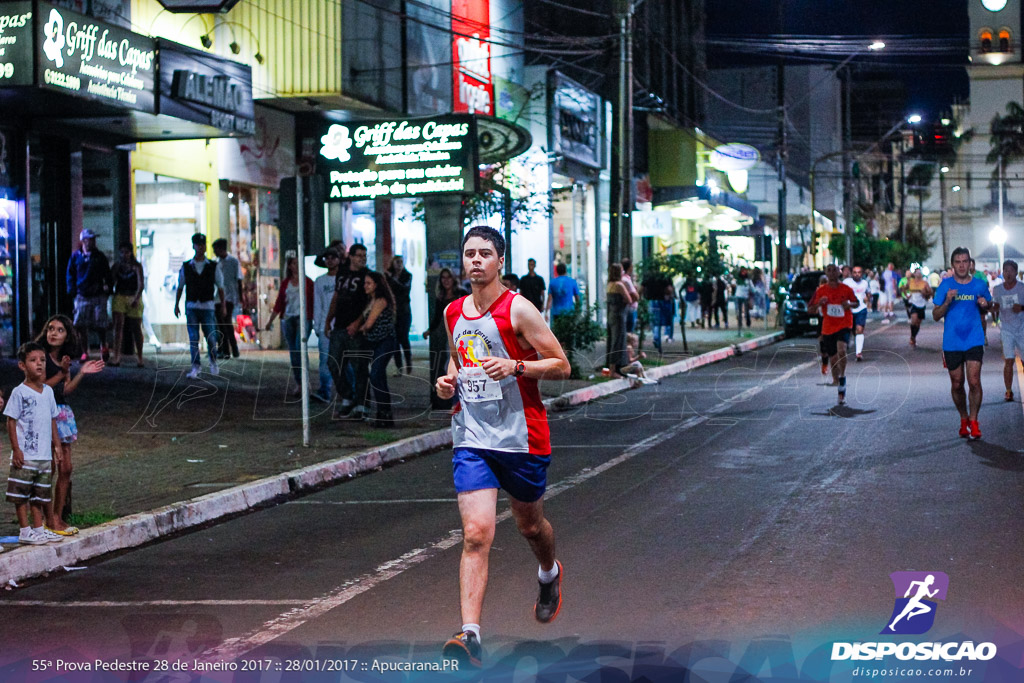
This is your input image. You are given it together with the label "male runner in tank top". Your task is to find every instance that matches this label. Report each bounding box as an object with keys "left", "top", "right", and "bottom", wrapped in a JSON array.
[
  {"left": 842, "top": 266, "right": 870, "bottom": 361},
  {"left": 435, "top": 226, "right": 571, "bottom": 668}
]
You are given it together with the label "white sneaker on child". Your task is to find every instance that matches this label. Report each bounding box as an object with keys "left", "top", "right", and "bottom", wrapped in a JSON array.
[
  {"left": 186, "top": 365, "right": 201, "bottom": 379},
  {"left": 18, "top": 528, "right": 49, "bottom": 545},
  {"left": 39, "top": 528, "right": 64, "bottom": 543}
]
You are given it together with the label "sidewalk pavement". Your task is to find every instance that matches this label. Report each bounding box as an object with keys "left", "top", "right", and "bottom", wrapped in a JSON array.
[{"left": 0, "top": 324, "right": 784, "bottom": 585}]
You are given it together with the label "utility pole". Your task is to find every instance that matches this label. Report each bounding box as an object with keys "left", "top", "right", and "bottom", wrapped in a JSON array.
[
  {"left": 611, "top": 0, "right": 634, "bottom": 266},
  {"left": 939, "top": 168, "right": 948, "bottom": 261},
  {"left": 776, "top": 0, "right": 788, "bottom": 277},
  {"left": 898, "top": 135, "right": 907, "bottom": 244},
  {"left": 843, "top": 65, "right": 854, "bottom": 267},
  {"left": 998, "top": 151, "right": 1004, "bottom": 232},
  {"left": 777, "top": 64, "right": 788, "bottom": 276}
]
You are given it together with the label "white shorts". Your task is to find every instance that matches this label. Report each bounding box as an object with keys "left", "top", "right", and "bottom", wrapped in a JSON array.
[{"left": 1001, "top": 328, "right": 1024, "bottom": 360}]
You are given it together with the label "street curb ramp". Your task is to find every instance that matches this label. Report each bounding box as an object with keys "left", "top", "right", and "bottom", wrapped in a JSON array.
[{"left": 0, "top": 331, "right": 783, "bottom": 586}]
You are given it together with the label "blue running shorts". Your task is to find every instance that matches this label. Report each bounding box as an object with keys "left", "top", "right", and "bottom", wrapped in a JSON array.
[
  {"left": 852, "top": 309, "right": 867, "bottom": 329},
  {"left": 452, "top": 447, "right": 551, "bottom": 503}
]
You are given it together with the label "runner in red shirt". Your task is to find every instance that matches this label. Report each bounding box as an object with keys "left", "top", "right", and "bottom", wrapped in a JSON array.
[{"left": 809, "top": 264, "right": 859, "bottom": 404}]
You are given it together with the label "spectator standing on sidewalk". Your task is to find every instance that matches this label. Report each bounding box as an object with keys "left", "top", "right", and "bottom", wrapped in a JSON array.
[
  {"left": 5, "top": 342, "right": 64, "bottom": 546},
  {"left": 174, "top": 233, "right": 223, "bottom": 379},
  {"left": 359, "top": 272, "right": 398, "bottom": 426},
  {"left": 109, "top": 243, "right": 145, "bottom": 367},
  {"left": 621, "top": 258, "right": 640, "bottom": 333},
  {"left": 699, "top": 274, "right": 714, "bottom": 328},
  {"left": 66, "top": 229, "right": 112, "bottom": 362},
  {"left": 681, "top": 276, "right": 701, "bottom": 328},
  {"left": 606, "top": 263, "right": 634, "bottom": 377},
  {"left": 424, "top": 268, "right": 466, "bottom": 410},
  {"left": 265, "top": 255, "right": 315, "bottom": 397},
  {"left": 733, "top": 268, "right": 752, "bottom": 331},
  {"left": 545, "top": 263, "right": 580, "bottom": 322},
  {"left": 518, "top": 259, "right": 544, "bottom": 311},
  {"left": 35, "top": 315, "right": 103, "bottom": 535},
  {"left": 326, "top": 244, "right": 371, "bottom": 418},
  {"left": 643, "top": 271, "right": 674, "bottom": 350},
  {"left": 713, "top": 274, "right": 730, "bottom": 328},
  {"left": 313, "top": 246, "right": 343, "bottom": 403},
  {"left": 386, "top": 256, "right": 414, "bottom": 376},
  {"left": 752, "top": 268, "right": 769, "bottom": 320},
  {"left": 212, "top": 239, "right": 242, "bottom": 360}
]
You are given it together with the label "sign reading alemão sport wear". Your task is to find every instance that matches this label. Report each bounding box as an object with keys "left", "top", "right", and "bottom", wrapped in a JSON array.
[
  {"left": 35, "top": 2, "right": 156, "bottom": 113},
  {"left": 319, "top": 115, "right": 479, "bottom": 201}
]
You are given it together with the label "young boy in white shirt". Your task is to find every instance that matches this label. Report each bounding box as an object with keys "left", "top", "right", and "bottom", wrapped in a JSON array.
[{"left": 4, "top": 341, "right": 64, "bottom": 546}]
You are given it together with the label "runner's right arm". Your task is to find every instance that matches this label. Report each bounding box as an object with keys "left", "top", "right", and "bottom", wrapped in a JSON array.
[
  {"left": 932, "top": 285, "right": 957, "bottom": 321},
  {"left": 436, "top": 301, "right": 460, "bottom": 400}
]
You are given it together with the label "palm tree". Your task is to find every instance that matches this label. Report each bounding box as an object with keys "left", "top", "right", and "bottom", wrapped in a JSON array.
[
  {"left": 987, "top": 101, "right": 1024, "bottom": 209},
  {"left": 906, "top": 162, "right": 935, "bottom": 237}
]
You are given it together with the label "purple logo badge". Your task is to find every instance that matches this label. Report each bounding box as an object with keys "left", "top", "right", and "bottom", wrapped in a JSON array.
[{"left": 881, "top": 572, "right": 949, "bottom": 635}]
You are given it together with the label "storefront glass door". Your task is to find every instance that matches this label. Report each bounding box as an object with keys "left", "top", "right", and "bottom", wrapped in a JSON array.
[{"left": 134, "top": 171, "right": 206, "bottom": 343}]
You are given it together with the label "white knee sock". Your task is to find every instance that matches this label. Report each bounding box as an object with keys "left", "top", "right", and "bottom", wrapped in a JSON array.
[{"left": 855, "top": 334, "right": 864, "bottom": 355}]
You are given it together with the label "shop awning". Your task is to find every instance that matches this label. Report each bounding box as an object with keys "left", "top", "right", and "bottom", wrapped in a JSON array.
[{"left": 652, "top": 184, "right": 759, "bottom": 221}]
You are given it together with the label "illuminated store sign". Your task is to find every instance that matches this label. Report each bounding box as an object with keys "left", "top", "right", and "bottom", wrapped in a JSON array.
[
  {"left": 452, "top": 0, "right": 493, "bottom": 115},
  {"left": 0, "top": 4, "right": 33, "bottom": 86},
  {"left": 709, "top": 143, "right": 760, "bottom": 172},
  {"left": 550, "top": 71, "right": 602, "bottom": 169},
  {"left": 35, "top": 2, "right": 156, "bottom": 112},
  {"left": 159, "top": 39, "right": 255, "bottom": 136},
  {"left": 319, "top": 115, "right": 478, "bottom": 200}
]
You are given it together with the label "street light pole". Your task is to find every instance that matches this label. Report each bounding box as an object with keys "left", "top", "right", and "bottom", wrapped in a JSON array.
[
  {"left": 843, "top": 65, "right": 854, "bottom": 268},
  {"left": 612, "top": 0, "right": 634, "bottom": 265}
]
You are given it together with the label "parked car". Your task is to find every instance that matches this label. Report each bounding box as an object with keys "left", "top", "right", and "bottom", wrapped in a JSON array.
[{"left": 783, "top": 270, "right": 825, "bottom": 337}]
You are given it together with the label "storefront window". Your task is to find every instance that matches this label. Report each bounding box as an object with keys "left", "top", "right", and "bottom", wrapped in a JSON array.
[
  {"left": 0, "top": 193, "right": 17, "bottom": 355},
  {"left": 134, "top": 171, "right": 206, "bottom": 342},
  {"left": 551, "top": 184, "right": 595, "bottom": 304},
  {"left": 225, "top": 185, "right": 280, "bottom": 341},
  {"left": 349, "top": 200, "right": 377, "bottom": 270},
  {"left": 394, "top": 199, "right": 428, "bottom": 336}
]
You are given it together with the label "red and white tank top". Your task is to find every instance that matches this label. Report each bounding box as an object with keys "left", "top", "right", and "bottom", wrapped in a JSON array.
[{"left": 445, "top": 290, "right": 550, "bottom": 455}]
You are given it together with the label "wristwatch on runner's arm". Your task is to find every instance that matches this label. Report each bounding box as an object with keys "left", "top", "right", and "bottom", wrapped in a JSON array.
[{"left": 514, "top": 360, "right": 526, "bottom": 377}]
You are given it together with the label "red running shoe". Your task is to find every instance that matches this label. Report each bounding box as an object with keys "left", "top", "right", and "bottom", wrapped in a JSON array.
[
  {"left": 959, "top": 418, "right": 969, "bottom": 438},
  {"left": 968, "top": 420, "right": 981, "bottom": 440}
]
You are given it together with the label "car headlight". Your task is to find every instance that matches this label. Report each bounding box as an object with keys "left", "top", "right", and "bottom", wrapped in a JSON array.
[{"left": 785, "top": 299, "right": 806, "bottom": 311}]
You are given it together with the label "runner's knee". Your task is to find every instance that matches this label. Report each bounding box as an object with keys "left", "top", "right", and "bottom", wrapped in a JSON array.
[
  {"left": 515, "top": 516, "right": 545, "bottom": 540},
  {"left": 462, "top": 520, "right": 495, "bottom": 551}
]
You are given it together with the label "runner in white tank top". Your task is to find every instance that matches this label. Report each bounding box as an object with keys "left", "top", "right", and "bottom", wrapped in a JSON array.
[{"left": 436, "top": 227, "right": 571, "bottom": 668}]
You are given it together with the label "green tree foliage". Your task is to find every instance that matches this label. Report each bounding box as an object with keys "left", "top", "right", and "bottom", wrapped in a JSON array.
[
  {"left": 828, "top": 221, "right": 935, "bottom": 270},
  {"left": 550, "top": 303, "right": 603, "bottom": 379}
]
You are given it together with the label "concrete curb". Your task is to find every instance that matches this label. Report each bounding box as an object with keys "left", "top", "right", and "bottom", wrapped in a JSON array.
[{"left": 0, "top": 330, "right": 785, "bottom": 586}]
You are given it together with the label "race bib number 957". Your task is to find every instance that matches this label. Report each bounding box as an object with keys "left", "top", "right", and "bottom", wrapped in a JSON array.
[{"left": 460, "top": 367, "right": 502, "bottom": 402}]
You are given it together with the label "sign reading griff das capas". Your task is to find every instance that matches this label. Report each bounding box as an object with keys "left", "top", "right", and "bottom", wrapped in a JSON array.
[{"left": 318, "top": 115, "right": 479, "bottom": 201}]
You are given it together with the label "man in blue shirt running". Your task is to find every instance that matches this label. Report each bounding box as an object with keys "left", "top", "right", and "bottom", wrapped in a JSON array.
[{"left": 933, "top": 247, "right": 991, "bottom": 440}]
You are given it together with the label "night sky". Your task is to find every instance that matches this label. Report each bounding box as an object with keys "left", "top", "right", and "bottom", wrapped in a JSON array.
[{"left": 706, "top": 0, "right": 970, "bottom": 116}]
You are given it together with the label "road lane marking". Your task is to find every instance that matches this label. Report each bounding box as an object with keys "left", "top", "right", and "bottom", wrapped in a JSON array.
[
  {"left": 0, "top": 600, "right": 309, "bottom": 607},
  {"left": 195, "top": 358, "right": 816, "bottom": 664},
  {"left": 286, "top": 499, "right": 458, "bottom": 505}
]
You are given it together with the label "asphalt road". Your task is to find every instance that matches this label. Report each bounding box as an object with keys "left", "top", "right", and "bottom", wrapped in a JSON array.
[{"left": 1, "top": 319, "right": 1022, "bottom": 682}]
